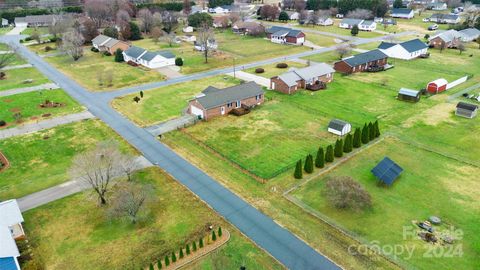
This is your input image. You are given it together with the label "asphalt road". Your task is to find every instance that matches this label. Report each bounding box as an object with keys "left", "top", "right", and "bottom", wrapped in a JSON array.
[{"left": 1, "top": 34, "right": 342, "bottom": 270}]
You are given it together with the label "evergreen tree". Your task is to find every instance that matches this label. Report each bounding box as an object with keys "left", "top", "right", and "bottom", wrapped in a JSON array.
[
  {"left": 361, "top": 124, "right": 369, "bottom": 144},
  {"left": 172, "top": 251, "right": 177, "bottom": 263},
  {"left": 374, "top": 120, "right": 380, "bottom": 138},
  {"left": 179, "top": 248, "right": 184, "bottom": 259},
  {"left": 199, "top": 237, "right": 204, "bottom": 248},
  {"left": 114, "top": 48, "right": 124, "bottom": 62},
  {"left": 315, "top": 147, "right": 325, "bottom": 168},
  {"left": 218, "top": 227, "right": 222, "bottom": 237},
  {"left": 334, "top": 139, "right": 343, "bottom": 158},
  {"left": 193, "top": 241, "right": 197, "bottom": 251},
  {"left": 294, "top": 159, "right": 303, "bottom": 179},
  {"left": 129, "top": 22, "right": 141, "bottom": 40},
  {"left": 175, "top": 57, "right": 183, "bottom": 66},
  {"left": 165, "top": 256, "right": 170, "bottom": 266},
  {"left": 279, "top": 11, "right": 289, "bottom": 21},
  {"left": 368, "top": 122, "right": 375, "bottom": 141},
  {"left": 157, "top": 259, "right": 162, "bottom": 269},
  {"left": 351, "top": 24, "right": 359, "bottom": 36},
  {"left": 186, "top": 244, "right": 191, "bottom": 255},
  {"left": 353, "top": 128, "right": 361, "bottom": 148},
  {"left": 149, "top": 263, "right": 154, "bottom": 270},
  {"left": 140, "top": 90, "right": 144, "bottom": 98},
  {"left": 212, "top": 230, "right": 217, "bottom": 241},
  {"left": 304, "top": 154, "right": 314, "bottom": 173},
  {"left": 344, "top": 133, "right": 353, "bottom": 153},
  {"left": 325, "top": 145, "right": 334, "bottom": 162}
]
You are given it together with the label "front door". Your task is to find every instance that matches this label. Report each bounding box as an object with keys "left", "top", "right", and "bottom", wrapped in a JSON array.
[
  {"left": 221, "top": 106, "right": 225, "bottom": 115},
  {"left": 236, "top": 101, "right": 241, "bottom": 108}
]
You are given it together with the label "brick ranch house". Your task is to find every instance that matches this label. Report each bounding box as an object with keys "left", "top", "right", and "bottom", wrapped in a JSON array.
[
  {"left": 92, "top": 34, "right": 130, "bottom": 55},
  {"left": 188, "top": 81, "right": 264, "bottom": 120},
  {"left": 266, "top": 26, "right": 305, "bottom": 45},
  {"left": 334, "top": 49, "right": 388, "bottom": 74},
  {"left": 270, "top": 63, "right": 335, "bottom": 94}
]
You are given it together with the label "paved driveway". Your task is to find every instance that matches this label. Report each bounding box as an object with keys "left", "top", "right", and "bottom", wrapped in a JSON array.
[
  {"left": 1, "top": 34, "right": 341, "bottom": 270},
  {"left": 226, "top": 71, "right": 271, "bottom": 88}
]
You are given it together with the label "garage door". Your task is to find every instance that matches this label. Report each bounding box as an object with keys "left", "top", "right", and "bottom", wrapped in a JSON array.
[{"left": 190, "top": 105, "right": 204, "bottom": 119}]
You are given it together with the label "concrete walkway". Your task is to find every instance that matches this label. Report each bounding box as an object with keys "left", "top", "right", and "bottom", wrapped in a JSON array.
[
  {"left": 17, "top": 156, "right": 153, "bottom": 211},
  {"left": 0, "top": 83, "right": 59, "bottom": 97},
  {"left": 0, "top": 50, "right": 14, "bottom": 54},
  {"left": 6, "top": 25, "right": 27, "bottom": 35},
  {"left": 2, "top": 63, "right": 33, "bottom": 70},
  {"left": 156, "top": 66, "right": 183, "bottom": 79},
  {"left": 304, "top": 40, "right": 323, "bottom": 49},
  {"left": 0, "top": 111, "right": 94, "bottom": 139},
  {"left": 2, "top": 34, "right": 342, "bottom": 270},
  {"left": 226, "top": 70, "right": 270, "bottom": 88},
  {"left": 145, "top": 114, "right": 196, "bottom": 136}
]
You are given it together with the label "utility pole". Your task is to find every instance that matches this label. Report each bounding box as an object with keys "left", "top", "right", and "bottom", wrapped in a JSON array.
[{"left": 233, "top": 57, "right": 236, "bottom": 79}]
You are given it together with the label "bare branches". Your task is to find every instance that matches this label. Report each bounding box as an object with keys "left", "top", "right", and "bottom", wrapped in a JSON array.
[
  {"left": 107, "top": 182, "right": 154, "bottom": 223},
  {"left": 197, "top": 23, "right": 215, "bottom": 63},
  {"left": 61, "top": 29, "right": 85, "bottom": 61}
]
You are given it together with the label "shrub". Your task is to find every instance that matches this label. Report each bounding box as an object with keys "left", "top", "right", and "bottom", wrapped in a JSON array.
[
  {"left": 175, "top": 57, "right": 183, "bottom": 66},
  {"left": 315, "top": 147, "right": 324, "bottom": 168},
  {"left": 294, "top": 159, "right": 303, "bottom": 179},
  {"left": 343, "top": 133, "right": 353, "bottom": 153},
  {"left": 334, "top": 139, "right": 343, "bottom": 158},
  {"left": 114, "top": 48, "right": 124, "bottom": 62},
  {"left": 218, "top": 227, "right": 222, "bottom": 237},
  {"left": 149, "top": 263, "right": 154, "bottom": 270},
  {"left": 179, "top": 248, "right": 184, "bottom": 259},
  {"left": 171, "top": 251, "right": 177, "bottom": 262},
  {"left": 361, "top": 124, "right": 369, "bottom": 144},
  {"left": 199, "top": 238, "right": 204, "bottom": 248},
  {"left": 304, "top": 154, "right": 314, "bottom": 173},
  {"left": 323, "top": 176, "right": 372, "bottom": 211},
  {"left": 0, "top": 72, "right": 5, "bottom": 79},
  {"left": 276, "top": 63, "right": 288, "bottom": 68},
  {"left": 325, "top": 145, "right": 334, "bottom": 162},
  {"left": 49, "top": 36, "right": 58, "bottom": 43},
  {"left": 44, "top": 46, "right": 53, "bottom": 52},
  {"left": 193, "top": 241, "right": 197, "bottom": 251},
  {"left": 186, "top": 244, "right": 191, "bottom": 255},
  {"left": 255, "top": 68, "right": 265, "bottom": 73},
  {"left": 165, "top": 255, "right": 170, "bottom": 266},
  {"left": 212, "top": 230, "right": 217, "bottom": 241},
  {"left": 374, "top": 120, "right": 380, "bottom": 138},
  {"left": 279, "top": 11, "right": 289, "bottom": 21},
  {"left": 368, "top": 122, "right": 375, "bottom": 141},
  {"left": 90, "top": 47, "right": 99, "bottom": 52},
  {"left": 103, "top": 26, "right": 119, "bottom": 39},
  {"left": 0, "top": 120, "right": 6, "bottom": 127},
  {"left": 353, "top": 128, "right": 361, "bottom": 148},
  {"left": 157, "top": 260, "right": 162, "bottom": 269},
  {"left": 140, "top": 91, "right": 144, "bottom": 98},
  {"left": 103, "top": 51, "right": 112, "bottom": 56},
  {"left": 133, "top": 96, "right": 141, "bottom": 103}
]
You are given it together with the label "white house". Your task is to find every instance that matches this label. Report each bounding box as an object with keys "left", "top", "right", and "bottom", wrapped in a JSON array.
[
  {"left": 317, "top": 17, "right": 333, "bottom": 26},
  {"left": 429, "top": 14, "right": 460, "bottom": 24},
  {"left": 390, "top": 8, "right": 414, "bottom": 19},
  {"left": 378, "top": 38, "right": 428, "bottom": 60},
  {"left": 1, "top": 18, "right": 8, "bottom": 27},
  {"left": 328, "top": 119, "right": 351, "bottom": 136},
  {"left": 194, "top": 40, "right": 218, "bottom": 51},
  {"left": 123, "top": 46, "right": 175, "bottom": 69},
  {"left": 0, "top": 200, "right": 25, "bottom": 270},
  {"left": 429, "top": 2, "right": 448, "bottom": 10},
  {"left": 359, "top": 20, "right": 376, "bottom": 31},
  {"left": 339, "top": 18, "right": 363, "bottom": 29},
  {"left": 182, "top": 26, "right": 194, "bottom": 33},
  {"left": 286, "top": 11, "right": 299, "bottom": 20},
  {"left": 459, "top": 28, "right": 480, "bottom": 42},
  {"left": 209, "top": 5, "right": 232, "bottom": 14}
]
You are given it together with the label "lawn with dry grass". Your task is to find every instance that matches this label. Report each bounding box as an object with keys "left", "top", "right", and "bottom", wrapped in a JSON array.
[
  {"left": 244, "top": 61, "right": 308, "bottom": 79},
  {"left": 22, "top": 167, "right": 284, "bottom": 270}
]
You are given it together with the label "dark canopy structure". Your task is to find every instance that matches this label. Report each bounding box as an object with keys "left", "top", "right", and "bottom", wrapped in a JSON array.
[{"left": 371, "top": 157, "right": 403, "bottom": 186}]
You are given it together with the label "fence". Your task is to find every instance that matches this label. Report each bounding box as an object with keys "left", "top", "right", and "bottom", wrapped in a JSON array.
[{"left": 446, "top": 75, "right": 469, "bottom": 90}]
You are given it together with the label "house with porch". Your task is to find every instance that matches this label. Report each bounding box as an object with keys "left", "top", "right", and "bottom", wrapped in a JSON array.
[
  {"left": 459, "top": 28, "right": 480, "bottom": 42},
  {"left": 188, "top": 82, "right": 264, "bottom": 120},
  {"left": 123, "top": 46, "right": 175, "bottom": 69},
  {"left": 0, "top": 200, "right": 25, "bottom": 270},
  {"left": 266, "top": 26, "right": 305, "bottom": 45},
  {"left": 359, "top": 20, "right": 377, "bottom": 31},
  {"left": 270, "top": 63, "right": 335, "bottom": 94},
  {"left": 378, "top": 38, "right": 428, "bottom": 60},
  {"left": 334, "top": 49, "right": 389, "bottom": 74},
  {"left": 339, "top": 18, "right": 363, "bottom": 29},
  {"left": 428, "top": 29, "right": 463, "bottom": 48}
]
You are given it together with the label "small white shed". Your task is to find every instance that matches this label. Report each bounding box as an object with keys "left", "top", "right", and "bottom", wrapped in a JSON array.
[{"left": 328, "top": 119, "right": 352, "bottom": 136}]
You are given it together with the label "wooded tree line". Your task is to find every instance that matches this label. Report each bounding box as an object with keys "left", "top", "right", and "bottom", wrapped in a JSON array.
[{"left": 284, "top": 0, "right": 390, "bottom": 18}]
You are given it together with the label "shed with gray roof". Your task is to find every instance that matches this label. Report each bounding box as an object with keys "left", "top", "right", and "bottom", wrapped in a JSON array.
[
  {"left": 398, "top": 88, "right": 421, "bottom": 102},
  {"left": 328, "top": 119, "right": 352, "bottom": 136}
]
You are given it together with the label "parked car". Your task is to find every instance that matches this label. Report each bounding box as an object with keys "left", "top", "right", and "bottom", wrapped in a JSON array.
[
  {"left": 428, "top": 24, "right": 438, "bottom": 30},
  {"left": 422, "top": 18, "right": 430, "bottom": 22}
]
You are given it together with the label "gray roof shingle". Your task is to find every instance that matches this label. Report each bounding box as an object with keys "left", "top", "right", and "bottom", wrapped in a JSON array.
[
  {"left": 400, "top": 39, "right": 428, "bottom": 53},
  {"left": 328, "top": 119, "right": 349, "bottom": 131},
  {"left": 340, "top": 18, "right": 363, "bottom": 26},
  {"left": 92, "top": 34, "right": 111, "bottom": 45},
  {"left": 391, "top": 8, "right": 413, "bottom": 14},
  {"left": 342, "top": 49, "right": 388, "bottom": 67},
  {"left": 124, "top": 46, "right": 147, "bottom": 59},
  {"left": 196, "top": 82, "right": 264, "bottom": 109}
]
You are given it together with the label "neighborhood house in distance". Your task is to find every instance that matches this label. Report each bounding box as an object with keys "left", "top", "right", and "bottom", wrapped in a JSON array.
[
  {"left": 266, "top": 26, "right": 305, "bottom": 45},
  {"left": 270, "top": 63, "right": 335, "bottom": 94},
  {"left": 0, "top": 200, "right": 25, "bottom": 270}
]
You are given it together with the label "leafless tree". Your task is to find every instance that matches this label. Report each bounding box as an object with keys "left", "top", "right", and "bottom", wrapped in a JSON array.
[
  {"left": 162, "top": 32, "right": 177, "bottom": 47},
  {"left": 322, "top": 176, "right": 372, "bottom": 211},
  {"left": 198, "top": 23, "right": 215, "bottom": 63},
  {"left": 116, "top": 9, "right": 131, "bottom": 29},
  {"left": 151, "top": 26, "right": 162, "bottom": 44},
  {"left": 0, "top": 45, "right": 17, "bottom": 79},
  {"left": 48, "top": 16, "right": 73, "bottom": 38},
  {"left": 260, "top": 5, "right": 279, "bottom": 21},
  {"left": 152, "top": 12, "right": 163, "bottom": 27},
  {"left": 298, "top": 10, "right": 308, "bottom": 23},
  {"left": 183, "top": 0, "right": 192, "bottom": 15},
  {"left": 318, "top": 9, "right": 331, "bottom": 18},
  {"left": 61, "top": 29, "right": 84, "bottom": 61},
  {"left": 107, "top": 182, "right": 154, "bottom": 223},
  {"left": 248, "top": 23, "right": 266, "bottom": 36},
  {"left": 347, "top": 8, "right": 373, "bottom": 20},
  {"left": 294, "top": 0, "right": 306, "bottom": 12},
  {"left": 307, "top": 11, "right": 319, "bottom": 26},
  {"left": 138, "top": 8, "right": 154, "bottom": 33},
  {"left": 447, "top": 0, "right": 462, "bottom": 8},
  {"left": 335, "top": 43, "right": 352, "bottom": 59},
  {"left": 457, "top": 41, "right": 466, "bottom": 54},
  {"left": 80, "top": 18, "right": 99, "bottom": 43},
  {"left": 329, "top": 7, "right": 339, "bottom": 16},
  {"left": 229, "top": 12, "right": 241, "bottom": 24},
  {"left": 30, "top": 31, "right": 41, "bottom": 44},
  {"left": 85, "top": 0, "right": 111, "bottom": 28},
  {"left": 384, "top": 34, "right": 398, "bottom": 43},
  {"left": 463, "top": 2, "right": 480, "bottom": 27},
  {"left": 283, "top": 0, "right": 294, "bottom": 10},
  {"left": 161, "top": 11, "right": 179, "bottom": 34}
]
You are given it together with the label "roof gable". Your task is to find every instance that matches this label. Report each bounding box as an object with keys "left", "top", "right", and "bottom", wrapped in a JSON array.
[
  {"left": 92, "top": 34, "right": 112, "bottom": 45},
  {"left": 124, "top": 46, "right": 147, "bottom": 59},
  {"left": 196, "top": 82, "right": 264, "bottom": 109},
  {"left": 391, "top": 8, "right": 413, "bottom": 14},
  {"left": 0, "top": 200, "right": 23, "bottom": 227},
  {"left": 378, "top": 42, "right": 396, "bottom": 50},
  {"left": 340, "top": 18, "right": 363, "bottom": 25},
  {"left": 342, "top": 49, "right": 388, "bottom": 67},
  {"left": 328, "top": 119, "right": 349, "bottom": 131},
  {"left": 399, "top": 39, "right": 428, "bottom": 52},
  {"left": 457, "top": 102, "right": 478, "bottom": 111}
]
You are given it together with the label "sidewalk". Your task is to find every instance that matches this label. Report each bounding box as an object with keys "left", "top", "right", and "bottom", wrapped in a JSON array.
[
  {"left": 0, "top": 111, "right": 94, "bottom": 139},
  {"left": 17, "top": 156, "right": 153, "bottom": 211},
  {"left": 2, "top": 64, "right": 33, "bottom": 70},
  {"left": 145, "top": 114, "right": 196, "bottom": 136},
  {"left": 0, "top": 83, "right": 59, "bottom": 97}
]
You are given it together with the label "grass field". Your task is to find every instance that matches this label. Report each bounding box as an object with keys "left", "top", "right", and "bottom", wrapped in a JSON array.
[
  {"left": 0, "top": 26, "right": 13, "bottom": 35},
  {"left": 307, "top": 33, "right": 340, "bottom": 47},
  {"left": 0, "top": 67, "right": 50, "bottom": 91},
  {"left": 111, "top": 76, "right": 241, "bottom": 126},
  {"left": 270, "top": 21, "right": 384, "bottom": 38},
  {"left": 291, "top": 137, "right": 480, "bottom": 270},
  {"left": 0, "top": 119, "right": 134, "bottom": 200},
  {"left": 22, "top": 167, "right": 283, "bottom": 270},
  {"left": 21, "top": 27, "right": 50, "bottom": 36},
  {"left": 0, "top": 89, "right": 83, "bottom": 127},
  {"left": 244, "top": 61, "right": 307, "bottom": 78},
  {"left": 45, "top": 49, "right": 165, "bottom": 91}
]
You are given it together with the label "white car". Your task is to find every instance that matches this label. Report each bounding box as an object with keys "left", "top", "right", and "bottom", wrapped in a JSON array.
[
  {"left": 428, "top": 24, "right": 438, "bottom": 31},
  {"left": 422, "top": 18, "right": 430, "bottom": 22}
]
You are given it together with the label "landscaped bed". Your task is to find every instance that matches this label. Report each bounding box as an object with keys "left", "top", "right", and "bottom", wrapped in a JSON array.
[
  {"left": 0, "top": 119, "right": 135, "bottom": 200},
  {"left": 0, "top": 89, "right": 84, "bottom": 128},
  {"left": 290, "top": 137, "right": 479, "bottom": 270},
  {"left": 22, "top": 167, "right": 283, "bottom": 270}
]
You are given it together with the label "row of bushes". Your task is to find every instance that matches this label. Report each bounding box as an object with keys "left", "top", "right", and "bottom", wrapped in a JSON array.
[
  {"left": 148, "top": 227, "right": 223, "bottom": 270},
  {"left": 294, "top": 121, "right": 380, "bottom": 179},
  {"left": 1, "top": 6, "right": 82, "bottom": 23},
  {"left": 137, "top": 2, "right": 195, "bottom": 12}
]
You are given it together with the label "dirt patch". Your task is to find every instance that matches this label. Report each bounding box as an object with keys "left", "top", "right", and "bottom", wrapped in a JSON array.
[
  {"left": 39, "top": 101, "right": 65, "bottom": 108},
  {"left": 440, "top": 164, "right": 480, "bottom": 208},
  {"left": 402, "top": 103, "right": 456, "bottom": 128},
  {"left": 0, "top": 151, "right": 10, "bottom": 173},
  {"left": 3, "top": 99, "right": 14, "bottom": 103},
  {"left": 42, "top": 113, "right": 52, "bottom": 118},
  {"left": 9, "top": 107, "right": 21, "bottom": 113}
]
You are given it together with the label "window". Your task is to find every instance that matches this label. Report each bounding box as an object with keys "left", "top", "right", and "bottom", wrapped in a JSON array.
[
  {"left": 256, "top": 94, "right": 262, "bottom": 100},
  {"left": 236, "top": 100, "right": 241, "bottom": 108},
  {"left": 227, "top": 102, "right": 232, "bottom": 108}
]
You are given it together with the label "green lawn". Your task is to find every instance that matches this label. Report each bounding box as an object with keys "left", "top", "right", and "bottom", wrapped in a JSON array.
[
  {"left": 0, "top": 26, "right": 13, "bottom": 35},
  {"left": 272, "top": 21, "right": 384, "bottom": 38},
  {"left": 22, "top": 167, "right": 283, "bottom": 270},
  {"left": 21, "top": 26, "right": 50, "bottom": 36},
  {"left": 45, "top": 49, "right": 165, "bottom": 91},
  {"left": 244, "top": 61, "right": 307, "bottom": 78},
  {"left": 291, "top": 137, "right": 479, "bottom": 270},
  {"left": 0, "top": 67, "right": 50, "bottom": 91},
  {"left": 111, "top": 76, "right": 241, "bottom": 126},
  {"left": 0, "top": 119, "right": 135, "bottom": 200},
  {"left": 307, "top": 33, "right": 340, "bottom": 47},
  {"left": 0, "top": 89, "right": 83, "bottom": 127}
]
